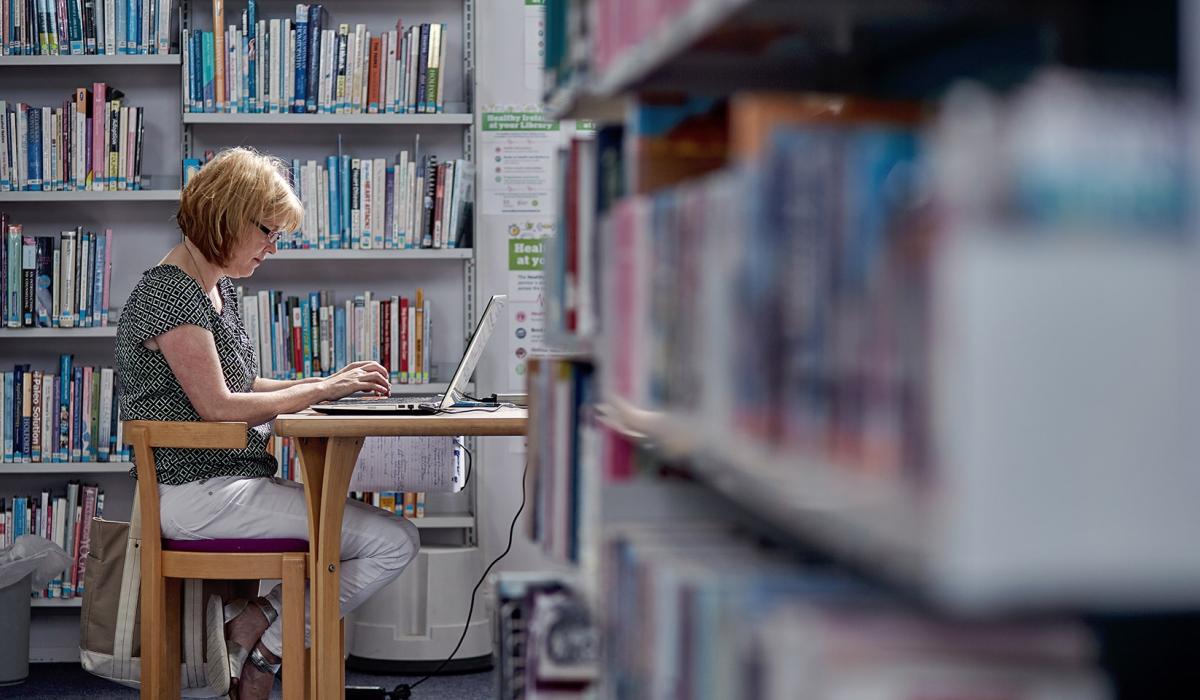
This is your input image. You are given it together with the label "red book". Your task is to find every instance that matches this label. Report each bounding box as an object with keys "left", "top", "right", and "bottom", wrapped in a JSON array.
[
  {"left": 71, "top": 504, "right": 83, "bottom": 595},
  {"left": 367, "top": 36, "right": 382, "bottom": 113}
]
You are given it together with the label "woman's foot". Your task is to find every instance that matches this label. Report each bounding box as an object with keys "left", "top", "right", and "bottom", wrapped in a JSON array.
[
  {"left": 236, "top": 642, "right": 280, "bottom": 700},
  {"left": 225, "top": 597, "right": 271, "bottom": 666}
]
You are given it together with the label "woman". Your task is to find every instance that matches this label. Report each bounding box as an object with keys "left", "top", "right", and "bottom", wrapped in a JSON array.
[{"left": 115, "top": 147, "right": 420, "bottom": 699}]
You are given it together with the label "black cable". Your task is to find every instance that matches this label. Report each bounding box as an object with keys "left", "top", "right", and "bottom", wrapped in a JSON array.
[
  {"left": 392, "top": 457, "right": 528, "bottom": 698},
  {"left": 433, "top": 406, "right": 504, "bottom": 415},
  {"left": 457, "top": 440, "right": 474, "bottom": 488}
]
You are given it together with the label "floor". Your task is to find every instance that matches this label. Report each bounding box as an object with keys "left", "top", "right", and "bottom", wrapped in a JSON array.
[{"left": 2, "top": 662, "right": 494, "bottom": 699}]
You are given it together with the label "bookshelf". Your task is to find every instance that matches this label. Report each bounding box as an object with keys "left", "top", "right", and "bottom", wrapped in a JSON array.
[
  {"left": 526, "top": 0, "right": 1197, "bottom": 695},
  {"left": 0, "top": 0, "right": 482, "bottom": 664}
]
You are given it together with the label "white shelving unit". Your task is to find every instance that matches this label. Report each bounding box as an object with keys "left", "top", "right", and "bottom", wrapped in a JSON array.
[
  {"left": 0, "top": 327, "right": 118, "bottom": 338},
  {"left": 270, "top": 248, "right": 473, "bottom": 260},
  {"left": 183, "top": 112, "right": 472, "bottom": 125},
  {"left": 0, "top": 55, "right": 181, "bottom": 66},
  {"left": 0, "top": 190, "right": 180, "bottom": 202},
  {"left": 0, "top": 463, "right": 134, "bottom": 474}
]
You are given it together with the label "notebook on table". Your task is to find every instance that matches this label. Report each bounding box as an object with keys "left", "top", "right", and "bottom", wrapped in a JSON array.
[{"left": 310, "top": 294, "right": 506, "bottom": 415}]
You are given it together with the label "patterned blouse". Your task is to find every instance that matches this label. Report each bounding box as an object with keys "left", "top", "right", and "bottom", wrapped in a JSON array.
[{"left": 115, "top": 264, "right": 276, "bottom": 485}]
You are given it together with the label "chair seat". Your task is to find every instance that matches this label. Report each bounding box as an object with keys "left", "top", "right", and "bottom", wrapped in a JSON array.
[{"left": 162, "top": 538, "right": 309, "bottom": 553}]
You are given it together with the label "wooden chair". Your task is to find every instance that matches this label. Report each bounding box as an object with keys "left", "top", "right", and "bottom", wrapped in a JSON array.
[{"left": 127, "top": 420, "right": 309, "bottom": 699}]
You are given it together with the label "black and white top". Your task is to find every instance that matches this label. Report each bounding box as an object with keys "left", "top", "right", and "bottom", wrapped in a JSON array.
[{"left": 115, "top": 264, "right": 276, "bottom": 485}]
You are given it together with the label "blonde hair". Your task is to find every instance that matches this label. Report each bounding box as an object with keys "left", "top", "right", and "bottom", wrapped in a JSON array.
[{"left": 176, "top": 147, "right": 303, "bottom": 266}]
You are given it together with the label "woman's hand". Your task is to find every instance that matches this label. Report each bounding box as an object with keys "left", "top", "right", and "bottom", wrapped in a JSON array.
[{"left": 319, "top": 361, "right": 391, "bottom": 400}]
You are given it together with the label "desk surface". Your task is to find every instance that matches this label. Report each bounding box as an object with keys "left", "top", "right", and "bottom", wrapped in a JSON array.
[{"left": 274, "top": 405, "right": 528, "bottom": 437}]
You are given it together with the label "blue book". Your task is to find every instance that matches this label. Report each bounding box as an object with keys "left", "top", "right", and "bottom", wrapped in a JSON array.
[
  {"left": 191, "top": 31, "right": 204, "bottom": 111},
  {"left": 66, "top": 0, "right": 82, "bottom": 54},
  {"left": 92, "top": 231, "right": 105, "bottom": 326},
  {"left": 71, "top": 366, "right": 83, "bottom": 461},
  {"left": 241, "top": 30, "right": 250, "bottom": 111},
  {"left": 26, "top": 107, "right": 43, "bottom": 191},
  {"left": 77, "top": 233, "right": 89, "bottom": 326},
  {"left": 203, "top": 31, "right": 215, "bottom": 112},
  {"left": 12, "top": 365, "right": 23, "bottom": 461},
  {"left": 115, "top": 0, "right": 125, "bottom": 54},
  {"left": 293, "top": 6, "right": 308, "bottom": 112},
  {"left": 300, "top": 297, "right": 312, "bottom": 377},
  {"left": 384, "top": 166, "right": 395, "bottom": 248},
  {"left": 340, "top": 154, "right": 351, "bottom": 242},
  {"left": 3, "top": 372, "right": 12, "bottom": 462},
  {"left": 417, "top": 25, "right": 429, "bottom": 113},
  {"left": 308, "top": 291, "right": 321, "bottom": 371},
  {"left": 291, "top": 159, "right": 302, "bottom": 248},
  {"left": 248, "top": 0, "right": 257, "bottom": 110},
  {"left": 58, "top": 354, "right": 71, "bottom": 461},
  {"left": 13, "top": 497, "right": 26, "bottom": 538},
  {"left": 334, "top": 305, "right": 346, "bottom": 370},
  {"left": 183, "top": 158, "right": 203, "bottom": 186},
  {"left": 327, "top": 156, "right": 340, "bottom": 248},
  {"left": 306, "top": 5, "right": 323, "bottom": 113}
]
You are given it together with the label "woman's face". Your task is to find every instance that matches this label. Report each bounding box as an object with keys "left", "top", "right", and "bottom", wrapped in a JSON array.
[{"left": 224, "top": 219, "right": 281, "bottom": 278}]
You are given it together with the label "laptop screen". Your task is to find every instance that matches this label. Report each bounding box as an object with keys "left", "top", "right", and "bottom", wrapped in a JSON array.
[{"left": 440, "top": 294, "right": 506, "bottom": 408}]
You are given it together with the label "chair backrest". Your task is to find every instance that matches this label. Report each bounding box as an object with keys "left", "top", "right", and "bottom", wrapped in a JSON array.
[{"left": 124, "top": 421, "right": 248, "bottom": 553}]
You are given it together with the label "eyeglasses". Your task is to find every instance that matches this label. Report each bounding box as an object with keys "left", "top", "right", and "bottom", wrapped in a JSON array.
[{"left": 254, "top": 221, "right": 284, "bottom": 245}]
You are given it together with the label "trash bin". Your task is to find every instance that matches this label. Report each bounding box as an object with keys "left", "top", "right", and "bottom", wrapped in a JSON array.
[
  {"left": 0, "top": 535, "right": 71, "bottom": 687},
  {"left": 0, "top": 571, "right": 32, "bottom": 686}
]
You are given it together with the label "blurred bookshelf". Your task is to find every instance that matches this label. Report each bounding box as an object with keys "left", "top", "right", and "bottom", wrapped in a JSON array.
[
  {"left": 182, "top": 113, "right": 473, "bottom": 126},
  {"left": 269, "top": 249, "right": 473, "bottom": 261},
  {"left": 524, "top": 0, "right": 1193, "bottom": 696},
  {"left": 0, "top": 55, "right": 180, "bottom": 66}
]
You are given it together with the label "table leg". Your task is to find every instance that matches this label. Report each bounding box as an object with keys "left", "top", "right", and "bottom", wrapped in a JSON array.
[
  {"left": 295, "top": 437, "right": 328, "bottom": 697},
  {"left": 315, "top": 436, "right": 365, "bottom": 700}
]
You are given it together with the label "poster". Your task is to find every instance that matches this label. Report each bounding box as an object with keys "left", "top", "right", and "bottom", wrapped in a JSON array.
[
  {"left": 524, "top": 0, "right": 547, "bottom": 90},
  {"left": 480, "top": 110, "right": 560, "bottom": 216},
  {"left": 505, "top": 221, "right": 555, "bottom": 389}
]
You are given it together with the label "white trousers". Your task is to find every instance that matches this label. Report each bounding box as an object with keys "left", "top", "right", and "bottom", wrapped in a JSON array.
[{"left": 158, "top": 476, "right": 420, "bottom": 657}]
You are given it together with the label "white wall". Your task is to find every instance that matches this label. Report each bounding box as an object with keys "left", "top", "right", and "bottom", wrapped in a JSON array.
[{"left": 473, "top": 0, "right": 571, "bottom": 587}]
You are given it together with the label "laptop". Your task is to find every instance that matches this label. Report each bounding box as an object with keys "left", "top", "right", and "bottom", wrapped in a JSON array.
[{"left": 310, "top": 294, "right": 507, "bottom": 415}]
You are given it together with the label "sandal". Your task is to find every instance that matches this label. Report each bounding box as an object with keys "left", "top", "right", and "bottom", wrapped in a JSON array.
[{"left": 221, "top": 596, "right": 278, "bottom": 697}]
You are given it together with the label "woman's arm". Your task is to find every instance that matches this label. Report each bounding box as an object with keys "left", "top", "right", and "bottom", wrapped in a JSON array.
[
  {"left": 156, "top": 325, "right": 389, "bottom": 426},
  {"left": 252, "top": 361, "right": 391, "bottom": 392},
  {"left": 252, "top": 376, "right": 323, "bottom": 392}
]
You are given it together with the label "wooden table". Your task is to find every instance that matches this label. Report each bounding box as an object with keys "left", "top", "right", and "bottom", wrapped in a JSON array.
[{"left": 273, "top": 407, "right": 527, "bottom": 698}]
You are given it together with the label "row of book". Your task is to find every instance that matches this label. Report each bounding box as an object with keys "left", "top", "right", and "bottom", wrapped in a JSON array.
[
  {"left": 604, "top": 524, "right": 1108, "bottom": 700},
  {"left": 526, "top": 357, "right": 595, "bottom": 563},
  {"left": 1, "top": 0, "right": 174, "bottom": 56},
  {"left": 0, "top": 86, "right": 148, "bottom": 192},
  {"left": 187, "top": 0, "right": 452, "bottom": 115},
  {"left": 233, "top": 287, "right": 436, "bottom": 384},
  {"left": 0, "top": 484, "right": 106, "bottom": 600},
  {"left": 2, "top": 358, "right": 125, "bottom": 463},
  {"left": 184, "top": 148, "right": 473, "bottom": 250},
  {"left": 595, "top": 98, "right": 930, "bottom": 477},
  {"left": 348, "top": 490, "right": 428, "bottom": 519},
  {"left": 2, "top": 221, "right": 114, "bottom": 329}
]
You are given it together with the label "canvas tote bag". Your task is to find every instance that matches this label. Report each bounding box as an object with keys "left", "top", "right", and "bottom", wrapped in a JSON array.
[{"left": 79, "top": 484, "right": 254, "bottom": 696}]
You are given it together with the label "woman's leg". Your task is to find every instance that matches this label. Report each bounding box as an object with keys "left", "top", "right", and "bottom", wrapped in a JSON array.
[{"left": 159, "top": 476, "right": 421, "bottom": 655}]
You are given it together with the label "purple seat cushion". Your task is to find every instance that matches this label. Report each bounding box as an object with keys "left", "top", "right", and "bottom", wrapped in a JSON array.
[{"left": 162, "top": 538, "right": 309, "bottom": 553}]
